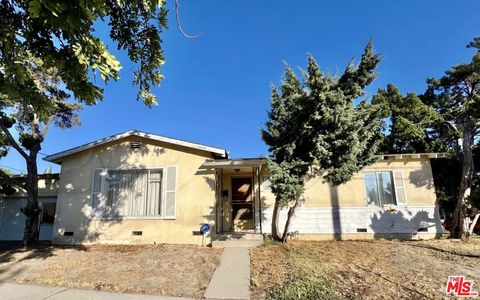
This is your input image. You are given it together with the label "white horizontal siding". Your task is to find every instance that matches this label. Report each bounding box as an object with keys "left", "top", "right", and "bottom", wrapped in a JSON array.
[{"left": 261, "top": 205, "right": 442, "bottom": 235}]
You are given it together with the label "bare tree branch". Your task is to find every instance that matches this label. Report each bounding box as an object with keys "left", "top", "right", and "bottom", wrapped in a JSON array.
[
  {"left": 441, "top": 120, "right": 460, "bottom": 136},
  {"left": 0, "top": 122, "right": 29, "bottom": 160},
  {"left": 40, "top": 114, "right": 56, "bottom": 139},
  {"left": 175, "top": 0, "right": 203, "bottom": 39}
]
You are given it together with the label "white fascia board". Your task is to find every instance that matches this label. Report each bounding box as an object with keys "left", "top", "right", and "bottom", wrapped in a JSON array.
[
  {"left": 43, "top": 130, "right": 227, "bottom": 163},
  {"left": 202, "top": 159, "right": 265, "bottom": 169},
  {"left": 377, "top": 153, "right": 446, "bottom": 160}
]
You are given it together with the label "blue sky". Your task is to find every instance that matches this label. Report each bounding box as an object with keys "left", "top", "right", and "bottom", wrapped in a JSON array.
[{"left": 2, "top": 0, "right": 480, "bottom": 173}]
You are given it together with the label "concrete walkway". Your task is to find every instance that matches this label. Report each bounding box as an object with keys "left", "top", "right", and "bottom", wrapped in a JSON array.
[
  {"left": 204, "top": 248, "right": 250, "bottom": 300},
  {"left": 0, "top": 283, "right": 194, "bottom": 300}
]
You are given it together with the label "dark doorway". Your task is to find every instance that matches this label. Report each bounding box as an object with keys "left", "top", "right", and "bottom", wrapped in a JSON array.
[{"left": 231, "top": 177, "right": 254, "bottom": 230}]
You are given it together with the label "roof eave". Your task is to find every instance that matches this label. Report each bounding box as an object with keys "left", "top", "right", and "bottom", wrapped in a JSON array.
[
  {"left": 43, "top": 130, "right": 227, "bottom": 163},
  {"left": 201, "top": 158, "right": 265, "bottom": 169}
]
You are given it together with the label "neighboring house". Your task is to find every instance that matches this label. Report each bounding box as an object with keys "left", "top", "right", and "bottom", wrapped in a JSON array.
[
  {"left": 0, "top": 174, "right": 59, "bottom": 241},
  {"left": 0, "top": 130, "right": 444, "bottom": 245}
]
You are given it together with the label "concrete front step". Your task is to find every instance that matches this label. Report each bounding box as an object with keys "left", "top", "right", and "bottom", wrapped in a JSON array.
[
  {"left": 212, "top": 239, "right": 263, "bottom": 248},
  {"left": 212, "top": 232, "right": 264, "bottom": 248},
  {"left": 216, "top": 232, "right": 264, "bottom": 241}
]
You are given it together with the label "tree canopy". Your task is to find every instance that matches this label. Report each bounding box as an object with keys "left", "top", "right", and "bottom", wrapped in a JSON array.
[
  {"left": 422, "top": 37, "right": 480, "bottom": 238},
  {"left": 374, "top": 37, "right": 480, "bottom": 238},
  {"left": 1, "top": 0, "right": 167, "bottom": 107},
  {"left": 0, "top": 0, "right": 169, "bottom": 245},
  {"left": 372, "top": 84, "right": 441, "bottom": 154}
]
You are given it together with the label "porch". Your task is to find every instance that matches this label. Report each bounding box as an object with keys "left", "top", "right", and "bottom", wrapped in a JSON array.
[{"left": 202, "top": 158, "right": 266, "bottom": 238}]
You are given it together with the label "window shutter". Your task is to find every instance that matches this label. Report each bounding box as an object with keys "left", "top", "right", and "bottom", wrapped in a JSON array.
[
  {"left": 393, "top": 171, "right": 407, "bottom": 205},
  {"left": 164, "top": 167, "right": 176, "bottom": 218},
  {"left": 91, "top": 169, "right": 104, "bottom": 216}
]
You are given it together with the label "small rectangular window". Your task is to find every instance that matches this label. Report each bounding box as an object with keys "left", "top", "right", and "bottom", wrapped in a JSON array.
[
  {"left": 41, "top": 203, "right": 56, "bottom": 224},
  {"left": 364, "top": 171, "right": 397, "bottom": 206}
]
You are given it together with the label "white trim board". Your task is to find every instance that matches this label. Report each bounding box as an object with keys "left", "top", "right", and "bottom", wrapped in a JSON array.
[{"left": 44, "top": 130, "right": 228, "bottom": 163}]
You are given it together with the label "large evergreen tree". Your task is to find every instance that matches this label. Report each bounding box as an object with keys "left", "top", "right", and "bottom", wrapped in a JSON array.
[
  {"left": 422, "top": 37, "right": 480, "bottom": 238},
  {"left": 372, "top": 84, "right": 441, "bottom": 154},
  {"left": 261, "top": 41, "right": 383, "bottom": 242},
  {"left": 375, "top": 37, "right": 480, "bottom": 238}
]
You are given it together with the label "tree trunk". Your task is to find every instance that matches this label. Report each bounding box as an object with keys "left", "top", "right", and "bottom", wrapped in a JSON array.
[
  {"left": 280, "top": 198, "right": 301, "bottom": 243},
  {"left": 468, "top": 213, "right": 480, "bottom": 237},
  {"left": 22, "top": 146, "right": 40, "bottom": 247},
  {"left": 449, "top": 125, "right": 474, "bottom": 239},
  {"left": 271, "top": 199, "right": 282, "bottom": 241}
]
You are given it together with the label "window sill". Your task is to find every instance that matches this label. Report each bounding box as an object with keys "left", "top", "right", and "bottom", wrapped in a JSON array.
[
  {"left": 365, "top": 204, "right": 407, "bottom": 209},
  {"left": 92, "top": 216, "right": 176, "bottom": 221}
]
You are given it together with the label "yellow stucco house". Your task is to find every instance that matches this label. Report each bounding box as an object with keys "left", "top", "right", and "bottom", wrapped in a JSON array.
[{"left": 0, "top": 130, "right": 443, "bottom": 245}]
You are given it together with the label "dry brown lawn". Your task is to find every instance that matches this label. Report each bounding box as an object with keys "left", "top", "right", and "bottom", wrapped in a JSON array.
[
  {"left": 251, "top": 238, "right": 480, "bottom": 300},
  {"left": 0, "top": 244, "right": 222, "bottom": 298}
]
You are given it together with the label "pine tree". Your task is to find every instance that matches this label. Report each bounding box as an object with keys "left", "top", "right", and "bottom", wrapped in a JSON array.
[
  {"left": 422, "top": 37, "right": 480, "bottom": 239},
  {"left": 372, "top": 84, "right": 441, "bottom": 154},
  {"left": 261, "top": 41, "right": 383, "bottom": 242}
]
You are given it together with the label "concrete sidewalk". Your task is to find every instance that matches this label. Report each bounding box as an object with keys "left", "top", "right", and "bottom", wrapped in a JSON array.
[
  {"left": 0, "top": 283, "right": 195, "bottom": 300},
  {"left": 203, "top": 248, "right": 250, "bottom": 300}
]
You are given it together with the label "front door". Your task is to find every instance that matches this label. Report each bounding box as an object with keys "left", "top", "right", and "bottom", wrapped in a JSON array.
[{"left": 231, "top": 177, "right": 254, "bottom": 230}]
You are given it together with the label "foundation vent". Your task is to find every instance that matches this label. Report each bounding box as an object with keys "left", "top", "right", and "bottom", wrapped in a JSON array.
[
  {"left": 356, "top": 228, "right": 367, "bottom": 233},
  {"left": 418, "top": 228, "right": 428, "bottom": 232},
  {"left": 63, "top": 231, "right": 74, "bottom": 236},
  {"left": 132, "top": 231, "right": 143, "bottom": 236}
]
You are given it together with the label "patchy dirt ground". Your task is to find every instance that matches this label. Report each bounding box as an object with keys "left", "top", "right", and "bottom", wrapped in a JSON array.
[
  {"left": 0, "top": 244, "right": 222, "bottom": 298},
  {"left": 251, "top": 239, "right": 480, "bottom": 299}
]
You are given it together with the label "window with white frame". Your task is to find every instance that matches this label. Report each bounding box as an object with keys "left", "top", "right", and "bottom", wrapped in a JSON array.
[
  {"left": 91, "top": 167, "right": 176, "bottom": 218},
  {"left": 363, "top": 171, "right": 406, "bottom": 206}
]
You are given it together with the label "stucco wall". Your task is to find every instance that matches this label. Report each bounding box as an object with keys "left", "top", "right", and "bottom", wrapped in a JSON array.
[
  {"left": 52, "top": 136, "right": 217, "bottom": 245},
  {"left": 261, "top": 155, "right": 436, "bottom": 208}
]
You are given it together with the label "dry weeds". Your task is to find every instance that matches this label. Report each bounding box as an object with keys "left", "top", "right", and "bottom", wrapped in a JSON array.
[
  {"left": 0, "top": 244, "right": 222, "bottom": 298},
  {"left": 251, "top": 239, "right": 480, "bottom": 299}
]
